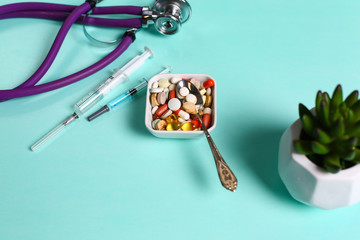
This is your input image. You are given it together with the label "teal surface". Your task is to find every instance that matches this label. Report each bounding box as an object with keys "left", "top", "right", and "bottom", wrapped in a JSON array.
[{"left": 1, "top": 0, "right": 360, "bottom": 239}]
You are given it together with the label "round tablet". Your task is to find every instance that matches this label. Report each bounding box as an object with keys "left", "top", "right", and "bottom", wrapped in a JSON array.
[
  {"left": 179, "top": 87, "right": 189, "bottom": 97},
  {"left": 185, "top": 94, "right": 197, "bottom": 104},
  {"left": 168, "top": 98, "right": 181, "bottom": 111}
]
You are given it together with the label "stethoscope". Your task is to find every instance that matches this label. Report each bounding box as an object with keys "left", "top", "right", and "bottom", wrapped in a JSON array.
[{"left": 0, "top": 0, "right": 191, "bottom": 102}]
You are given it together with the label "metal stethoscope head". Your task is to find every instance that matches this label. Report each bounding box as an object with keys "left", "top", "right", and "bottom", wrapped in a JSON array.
[{"left": 143, "top": 0, "right": 192, "bottom": 35}]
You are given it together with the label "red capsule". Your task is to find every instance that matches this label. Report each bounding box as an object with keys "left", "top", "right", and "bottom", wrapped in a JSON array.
[
  {"left": 203, "top": 79, "right": 215, "bottom": 88},
  {"left": 173, "top": 109, "right": 181, "bottom": 116},
  {"left": 156, "top": 104, "right": 168, "bottom": 116},
  {"left": 202, "top": 113, "right": 211, "bottom": 128},
  {"left": 169, "top": 90, "right": 176, "bottom": 100}
]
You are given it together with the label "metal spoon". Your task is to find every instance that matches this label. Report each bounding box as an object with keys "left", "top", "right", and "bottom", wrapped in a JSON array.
[{"left": 176, "top": 80, "right": 237, "bottom": 192}]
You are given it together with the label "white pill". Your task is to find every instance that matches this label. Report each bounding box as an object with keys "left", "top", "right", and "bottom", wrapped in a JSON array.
[
  {"left": 168, "top": 98, "right": 181, "bottom": 111},
  {"left": 161, "top": 109, "right": 172, "bottom": 119},
  {"left": 178, "top": 117, "right": 186, "bottom": 123},
  {"left": 204, "top": 107, "right": 212, "bottom": 115},
  {"left": 179, "top": 87, "right": 189, "bottom": 97},
  {"left": 163, "top": 87, "right": 169, "bottom": 92},
  {"left": 190, "top": 78, "right": 201, "bottom": 89},
  {"left": 169, "top": 84, "right": 176, "bottom": 91},
  {"left": 157, "top": 92, "right": 166, "bottom": 105},
  {"left": 185, "top": 94, "right": 197, "bottom": 104},
  {"left": 206, "top": 88, "right": 212, "bottom": 96},
  {"left": 158, "top": 78, "right": 170, "bottom": 88},
  {"left": 199, "top": 88, "right": 206, "bottom": 95},
  {"left": 150, "top": 88, "right": 163, "bottom": 93},
  {"left": 176, "top": 90, "right": 185, "bottom": 99},
  {"left": 151, "top": 106, "right": 159, "bottom": 115},
  {"left": 152, "top": 81, "right": 159, "bottom": 89},
  {"left": 178, "top": 110, "right": 190, "bottom": 120},
  {"left": 170, "top": 77, "right": 182, "bottom": 84}
]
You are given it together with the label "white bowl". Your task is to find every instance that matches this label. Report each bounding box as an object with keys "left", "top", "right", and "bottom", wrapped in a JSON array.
[{"left": 145, "top": 74, "right": 217, "bottom": 138}]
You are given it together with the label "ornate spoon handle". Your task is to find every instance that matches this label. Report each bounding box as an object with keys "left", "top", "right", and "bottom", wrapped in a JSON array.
[{"left": 196, "top": 113, "right": 237, "bottom": 192}]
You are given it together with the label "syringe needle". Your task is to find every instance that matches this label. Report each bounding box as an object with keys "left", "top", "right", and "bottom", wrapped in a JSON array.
[{"left": 30, "top": 113, "right": 78, "bottom": 151}]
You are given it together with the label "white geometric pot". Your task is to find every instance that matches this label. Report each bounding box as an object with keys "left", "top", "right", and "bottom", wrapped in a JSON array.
[{"left": 278, "top": 118, "right": 360, "bottom": 209}]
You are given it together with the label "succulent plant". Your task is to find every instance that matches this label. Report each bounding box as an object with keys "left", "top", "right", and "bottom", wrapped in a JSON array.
[{"left": 293, "top": 85, "right": 360, "bottom": 173}]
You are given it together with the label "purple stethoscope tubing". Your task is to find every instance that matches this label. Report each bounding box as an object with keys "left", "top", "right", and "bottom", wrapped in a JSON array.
[{"left": 0, "top": 1, "right": 142, "bottom": 101}]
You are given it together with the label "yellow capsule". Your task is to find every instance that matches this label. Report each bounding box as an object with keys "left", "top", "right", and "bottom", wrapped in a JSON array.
[
  {"left": 166, "top": 114, "right": 178, "bottom": 123},
  {"left": 181, "top": 122, "right": 195, "bottom": 131},
  {"left": 167, "top": 122, "right": 181, "bottom": 131}
]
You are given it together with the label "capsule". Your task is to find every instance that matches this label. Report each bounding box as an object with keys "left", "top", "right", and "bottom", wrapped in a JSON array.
[
  {"left": 203, "top": 79, "right": 214, "bottom": 88},
  {"left": 155, "top": 103, "right": 168, "bottom": 116},
  {"left": 202, "top": 113, "right": 211, "bottom": 128}
]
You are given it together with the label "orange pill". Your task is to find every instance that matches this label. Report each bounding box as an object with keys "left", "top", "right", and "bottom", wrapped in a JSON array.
[
  {"left": 173, "top": 109, "right": 181, "bottom": 116},
  {"left": 169, "top": 90, "right": 176, "bottom": 100},
  {"left": 202, "top": 113, "right": 211, "bottom": 128},
  {"left": 156, "top": 104, "right": 168, "bottom": 116}
]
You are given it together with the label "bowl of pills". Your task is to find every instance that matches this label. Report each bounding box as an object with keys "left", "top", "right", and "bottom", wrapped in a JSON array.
[{"left": 145, "top": 74, "right": 217, "bottom": 138}]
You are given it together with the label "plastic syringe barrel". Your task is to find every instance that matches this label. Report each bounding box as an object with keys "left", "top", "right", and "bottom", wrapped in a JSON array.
[{"left": 73, "top": 47, "right": 154, "bottom": 115}]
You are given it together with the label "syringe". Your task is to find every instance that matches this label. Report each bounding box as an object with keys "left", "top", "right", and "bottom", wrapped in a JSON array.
[
  {"left": 87, "top": 66, "right": 172, "bottom": 121},
  {"left": 30, "top": 47, "right": 154, "bottom": 151}
]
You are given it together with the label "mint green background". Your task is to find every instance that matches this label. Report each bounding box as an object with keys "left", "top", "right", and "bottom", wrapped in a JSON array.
[{"left": 1, "top": 0, "right": 360, "bottom": 239}]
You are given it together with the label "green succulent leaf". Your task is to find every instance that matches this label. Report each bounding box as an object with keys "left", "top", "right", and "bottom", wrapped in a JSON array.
[
  {"left": 323, "top": 92, "right": 331, "bottom": 105},
  {"left": 323, "top": 155, "right": 342, "bottom": 173},
  {"left": 318, "top": 100, "right": 330, "bottom": 129},
  {"left": 345, "top": 90, "right": 359, "bottom": 108},
  {"left": 315, "top": 91, "right": 323, "bottom": 116},
  {"left": 301, "top": 115, "right": 316, "bottom": 137},
  {"left": 340, "top": 150, "right": 356, "bottom": 161},
  {"left": 293, "top": 140, "right": 313, "bottom": 154},
  {"left": 340, "top": 137, "right": 358, "bottom": 149},
  {"left": 352, "top": 149, "right": 360, "bottom": 163},
  {"left": 349, "top": 122, "right": 360, "bottom": 136},
  {"left": 314, "top": 128, "right": 332, "bottom": 144},
  {"left": 347, "top": 109, "right": 355, "bottom": 124},
  {"left": 331, "top": 85, "right": 343, "bottom": 108},
  {"left": 351, "top": 100, "right": 360, "bottom": 119},
  {"left": 332, "top": 117, "right": 345, "bottom": 137},
  {"left": 299, "top": 103, "right": 314, "bottom": 120},
  {"left": 311, "top": 141, "right": 330, "bottom": 155}
]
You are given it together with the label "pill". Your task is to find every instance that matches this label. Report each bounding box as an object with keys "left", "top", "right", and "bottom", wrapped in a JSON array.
[
  {"left": 171, "top": 77, "right": 182, "bottom": 84},
  {"left": 150, "top": 93, "right": 159, "bottom": 106},
  {"left": 152, "top": 119, "right": 160, "bottom": 129},
  {"left": 191, "top": 118, "right": 201, "bottom": 128},
  {"left": 158, "top": 78, "right": 170, "bottom": 88},
  {"left": 178, "top": 117, "right": 186, "bottom": 123},
  {"left": 152, "top": 81, "right": 159, "bottom": 88},
  {"left": 198, "top": 110, "right": 204, "bottom": 116},
  {"left": 169, "top": 84, "right": 176, "bottom": 91},
  {"left": 168, "top": 90, "right": 176, "bottom": 100},
  {"left": 163, "top": 87, "right": 169, "bottom": 93},
  {"left": 204, "top": 107, "right": 212, "bottom": 115},
  {"left": 178, "top": 110, "right": 190, "bottom": 120},
  {"left": 166, "top": 114, "right": 178, "bottom": 123},
  {"left": 202, "top": 114, "right": 211, "bottom": 128},
  {"left": 179, "top": 87, "right": 189, "bottom": 97},
  {"left": 203, "top": 79, "right": 215, "bottom": 88},
  {"left": 206, "top": 87, "right": 212, "bottom": 96},
  {"left": 173, "top": 109, "right": 181, "bottom": 116},
  {"left": 156, "top": 120, "right": 167, "bottom": 130},
  {"left": 176, "top": 90, "right": 185, "bottom": 99},
  {"left": 157, "top": 92, "right": 166, "bottom": 105},
  {"left": 185, "top": 94, "right": 197, "bottom": 104},
  {"left": 202, "top": 95, "right": 206, "bottom": 105},
  {"left": 168, "top": 98, "right": 181, "bottom": 111},
  {"left": 204, "top": 95, "right": 212, "bottom": 108},
  {"left": 182, "top": 102, "right": 197, "bottom": 114},
  {"left": 156, "top": 104, "right": 168, "bottom": 116},
  {"left": 151, "top": 106, "right": 159, "bottom": 115},
  {"left": 153, "top": 114, "right": 160, "bottom": 120},
  {"left": 161, "top": 109, "right": 172, "bottom": 119},
  {"left": 199, "top": 88, "right": 206, "bottom": 95},
  {"left": 150, "top": 88, "right": 163, "bottom": 93},
  {"left": 181, "top": 122, "right": 195, "bottom": 131},
  {"left": 182, "top": 78, "right": 191, "bottom": 81},
  {"left": 190, "top": 78, "right": 201, "bottom": 89},
  {"left": 167, "top": 122, "right": 181, "bottom": 131}
]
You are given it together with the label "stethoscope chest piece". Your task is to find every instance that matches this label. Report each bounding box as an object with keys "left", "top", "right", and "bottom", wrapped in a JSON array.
[{"left": 152, "top": 0, "right": 191, "bottom": 35}]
